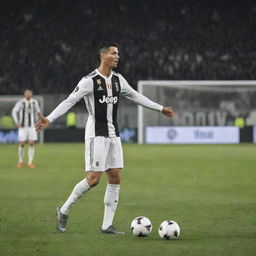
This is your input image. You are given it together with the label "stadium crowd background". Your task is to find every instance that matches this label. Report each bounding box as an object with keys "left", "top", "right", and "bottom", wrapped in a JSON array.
[{"left": 1, "top": 0, "right": 256, "bottom": 95}]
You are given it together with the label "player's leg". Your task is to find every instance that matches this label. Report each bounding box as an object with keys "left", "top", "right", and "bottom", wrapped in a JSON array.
[
  {"left": 17, "top": 141, "right": 25, "bottom": 168},
  {"left": 101, "top": 168, "right": 124, "bottom": 234},
  {"left": 17, "top": 128, "right": 26, "bottom": 168},
  {"left": 60, "top": 172, "right": 101, "bottom": 215},
  {"left": 60, "top": 137, "right": 108, "bottom": 215},
  {"left": 27, "top": 127, "right": 38, "bottom": 168},
  {"left": 56, "top": 137, "right": 108, "bottom": 232},
  {"left": 101, "top": 137, "right": 124, "bottom": 234},
  {"left": 27, "top": 140, "right": 35, "bottom": 168},
  {"left": 56, "top": 172, "right": 101, "bottom": 233}
]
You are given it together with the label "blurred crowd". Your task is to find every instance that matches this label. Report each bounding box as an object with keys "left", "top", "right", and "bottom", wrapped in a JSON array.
[{"left": 1, "top": 0, "right": 256, "bottom": 94}]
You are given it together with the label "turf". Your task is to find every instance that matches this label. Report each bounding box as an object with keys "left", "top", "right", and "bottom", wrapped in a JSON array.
[{"left": 0, "top": 143, "right": 255, "bottom": 256}]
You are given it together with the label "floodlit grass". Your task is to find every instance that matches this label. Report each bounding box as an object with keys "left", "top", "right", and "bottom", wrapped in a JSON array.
[{"left": 0, "top": 143, "right": 255, "bottom": 256}]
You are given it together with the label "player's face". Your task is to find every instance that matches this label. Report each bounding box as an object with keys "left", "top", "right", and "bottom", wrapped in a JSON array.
[
  {"left": 24, "top": 90, "right": 33, "bottom": 100},
  {"left": 102, "top": 47, "right": 119, "bottom": 68}
]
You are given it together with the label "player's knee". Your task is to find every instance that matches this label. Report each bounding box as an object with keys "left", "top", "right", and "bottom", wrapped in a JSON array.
[
  {"left": 29, "top": 141, "right": 34, "bottom": 147},
  {"left": 90, "top": 178, "right": 100, "bottom": 187},
  {"left": 108, "top": 173, "right": 121, "bottom": 184},
  {"left": 86, "top": 173, "right": 101, "bottom": 187},
  {"left": 19, "top": 142, "right": 25, "bottom": 147}
]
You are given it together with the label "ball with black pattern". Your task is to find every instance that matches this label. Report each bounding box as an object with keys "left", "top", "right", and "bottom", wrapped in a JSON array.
[
  {"left": 158, "top": 220, "right": 180, "bottom": 240},
  {"left": 131, "top": 216, "right": 152, "bottom": 237}
]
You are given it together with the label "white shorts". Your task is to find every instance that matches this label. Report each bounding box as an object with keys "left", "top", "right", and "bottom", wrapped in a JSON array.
[
  {"left": 18, "top": 127, "right": 38, "bottom": 142},
  {"left": 85, "top": 136, "right": 124, "bottom": 172}
]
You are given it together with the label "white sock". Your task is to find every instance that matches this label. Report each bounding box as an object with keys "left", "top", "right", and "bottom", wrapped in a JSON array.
[
  {"left": 60, "top": 179, "right": 91, "bottom": 215},
  {"left": 18, "top": 146, "right": 24, "bottom": 163},
  {"left": 28, "top": 146, "right": 35, "bottom": 164},
  {"left": 102, "top": 184, "right": 120, "bottom": 230}
]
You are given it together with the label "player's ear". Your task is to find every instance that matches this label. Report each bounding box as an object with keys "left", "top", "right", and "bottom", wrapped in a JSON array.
[{"left": 100, "top": 51, "right": 106, "bottom": 61}]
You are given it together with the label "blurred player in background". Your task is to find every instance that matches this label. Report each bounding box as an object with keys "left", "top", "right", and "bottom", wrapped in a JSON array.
[
  {"left": 36, "top": 42, "right": 176, "bottom": 234},
  {"left": 12, "top": 89, "right": 41, "bottom": 168}
]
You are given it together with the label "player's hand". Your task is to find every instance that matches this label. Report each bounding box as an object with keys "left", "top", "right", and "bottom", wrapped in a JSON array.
[
  {"left": 35, "top": 113, "right": 49, "bottom": 131},
  {"left": 16, "top": 123, "right": 22, "bottom": 128},
  {"left": 162, "top": 107, "right": 176, "bottom": 118}
]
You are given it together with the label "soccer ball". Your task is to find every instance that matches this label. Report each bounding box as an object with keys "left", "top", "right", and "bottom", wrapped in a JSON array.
[
  {"left": 131, "top": 216, "right": 152, "bottom": 237},
  {"left": 158, "top": 220, "right": 180, "bottom": 240}
]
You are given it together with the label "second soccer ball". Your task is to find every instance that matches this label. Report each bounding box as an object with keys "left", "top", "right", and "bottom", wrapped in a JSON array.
[{"left": 158, "top": 220, "right": 180, "bottom": 240}]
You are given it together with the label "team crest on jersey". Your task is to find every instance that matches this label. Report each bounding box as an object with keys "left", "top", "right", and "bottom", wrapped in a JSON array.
[{"left": 96, "top": 79, "right": 101, "bottom": 85}]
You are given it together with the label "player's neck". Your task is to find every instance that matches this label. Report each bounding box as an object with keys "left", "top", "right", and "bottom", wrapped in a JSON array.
[{"left": 97, "top": 65, "right": 112, "bottom": 78}]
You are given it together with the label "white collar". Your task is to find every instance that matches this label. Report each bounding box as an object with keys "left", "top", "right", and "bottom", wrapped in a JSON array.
[{"left": 95, "top": 69, "right": 113, "bottom": 80}]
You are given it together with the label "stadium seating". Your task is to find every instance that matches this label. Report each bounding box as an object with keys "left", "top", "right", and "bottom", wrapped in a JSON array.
[{"left": 1, "top": 0, "right": 255, "bottom": 94}]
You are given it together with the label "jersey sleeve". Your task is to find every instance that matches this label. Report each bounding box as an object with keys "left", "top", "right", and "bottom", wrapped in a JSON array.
[
  {"left": 47, "top": 78, "right": 93, "bottom": 123},
  {"left": 34, "top": 100, "right": 41, "bottom": 113},
  {"left": 119, "top": 75, "right": 163, "bottom": 112},
  {"left": 11, "top": 100, "right": 22, "bottom": 124}
]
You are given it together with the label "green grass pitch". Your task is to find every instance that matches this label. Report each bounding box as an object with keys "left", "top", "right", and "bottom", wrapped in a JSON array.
[{"left": 0, "top": 143, "right": 255, "bottom": 256}]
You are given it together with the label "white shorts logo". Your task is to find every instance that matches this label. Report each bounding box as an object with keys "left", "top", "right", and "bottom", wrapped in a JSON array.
[{"left": 99, "top": 95, "right": 118, "bottom": 104}]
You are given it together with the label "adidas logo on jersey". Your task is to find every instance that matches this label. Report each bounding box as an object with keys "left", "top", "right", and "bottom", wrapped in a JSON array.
[
  {"left": 99, "top": 95, "right": 118, "bottom": 104},
  {"left": 97, "top": 86, "right": 104, "bottom": 91}
]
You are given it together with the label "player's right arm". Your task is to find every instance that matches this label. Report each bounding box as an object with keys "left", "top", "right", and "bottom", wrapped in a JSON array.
[
  {"left": 35, "top": 78, "right": 93, "bottom": 131},
  {"left": 11, "top": 100, "right": 22, "bottom": 128}
]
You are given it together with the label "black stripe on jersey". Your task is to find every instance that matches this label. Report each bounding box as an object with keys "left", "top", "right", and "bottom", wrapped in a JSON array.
[
  {"left": 112, "top": 75, "right": 121, "bottom": 136},
  {"left": 28, "top": 103, "right": 31, "bottom": 127},
  {"left": 21, "top": 102, "right": 25, "bottom": 127},
  {"left": 93, "top": 75, "right": 109, "bottom": 137},
  {"left": 32, "top": 102, "right": 36, "bottom": 125}
]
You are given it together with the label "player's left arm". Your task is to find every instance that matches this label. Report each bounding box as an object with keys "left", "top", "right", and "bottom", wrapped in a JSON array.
[
  {"left": 120, "top": 75, "right": 175, "bottom": 118},
  {"left": 34, "top": 99, "right": 41, "bottom": 114},
  {"left": 33, "top": 100, "right": 45, "bottom": 130},
  {"left": 161, "top": 106, "right": 176, "bottom": 118},
  {"left": 34, "top": 100, "right": 43, "bottom": 123}
]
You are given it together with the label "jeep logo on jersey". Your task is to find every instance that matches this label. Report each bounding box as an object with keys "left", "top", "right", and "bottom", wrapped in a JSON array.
[{"left": 99, "top": 95, "right": 118, "bottom": 104}]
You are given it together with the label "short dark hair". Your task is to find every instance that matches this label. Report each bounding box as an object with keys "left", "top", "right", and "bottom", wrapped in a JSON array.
[
  {"left": 24, "top": 89, "right": 32, "bottom": 93},
  {"left": 98, "top": 42, "right": 118, "bottom": 54}
]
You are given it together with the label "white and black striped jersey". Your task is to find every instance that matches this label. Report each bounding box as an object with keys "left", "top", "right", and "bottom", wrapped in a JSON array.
[
  {"left": 47, "top": 69, "right": 163, "bottom": 138},
  {"left": 12, "top": 98, "right": 41, "bottom": 128}
]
